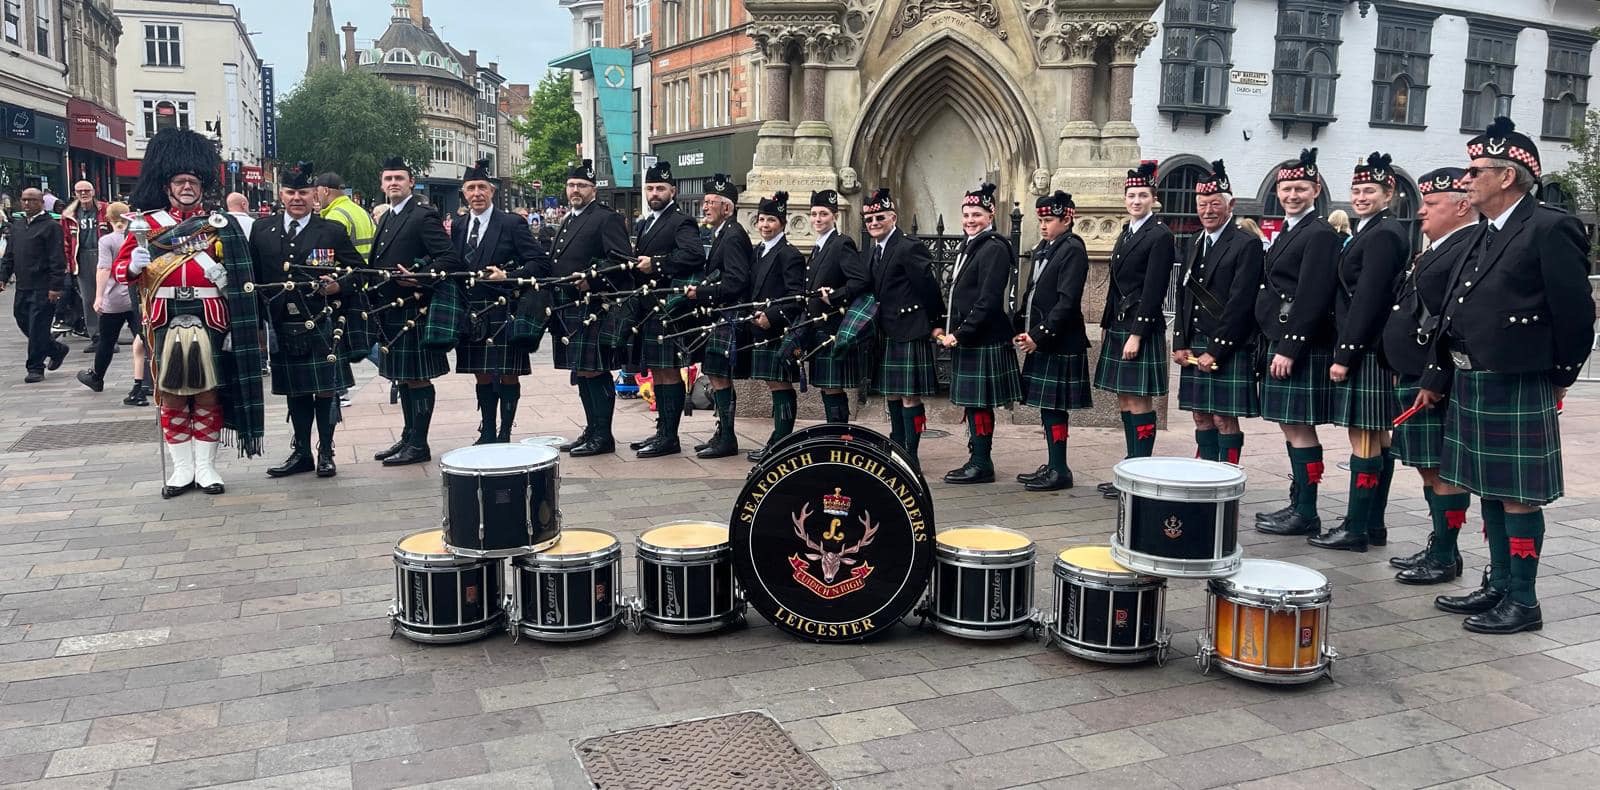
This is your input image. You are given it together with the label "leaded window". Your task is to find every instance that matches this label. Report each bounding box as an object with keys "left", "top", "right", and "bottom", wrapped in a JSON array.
[
  {"left": 1543, "top": 32, "right": 1594, "bottom": 140},
  {"left": 1271, "top": 0, "right": 1344, "bottom": 136},
  {"left": 1159, "top": 0, "right": 1235, "bottom": 127},
  {"left": 1370, "top": 10, "right": 1433, "bottom": 128},
  {"left": 1462, "top": 21, "right": 1519, "bottom": 133}
]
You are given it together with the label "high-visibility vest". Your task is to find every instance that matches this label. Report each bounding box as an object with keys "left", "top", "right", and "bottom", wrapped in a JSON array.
[{"left": 321, "top": 196, "right": 376, "bottom": 258}]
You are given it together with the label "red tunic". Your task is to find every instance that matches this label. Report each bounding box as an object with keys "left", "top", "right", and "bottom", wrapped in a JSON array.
[{"left": 115, "top": 206, "right": 229, "bottom": 332}]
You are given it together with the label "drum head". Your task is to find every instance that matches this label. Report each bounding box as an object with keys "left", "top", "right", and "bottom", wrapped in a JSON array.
[
  {"left": 937, "top": 525, "right": 1031, "bottom": 553},
  {"left": 544, "top": 528, "right": 618, "bottom": 555},
  {"left": 1114, "top": 457, "right": 1247, "bottom": 500},
  {"left": 441, "top": 444, "right": 558, "bottom": 473},
  {"left": 520, "top": 435, "right": 567, "bottom": 449},
  {"left": 397, "top": 529, "right": 450, "bottom": 557},
  {"left": 1219, "top": 559, "right": 1328, "bottom": 597},
  {"left": 1058, "top": 545, "right": 1130, "bottom": 573},
  {"left": 731, "top": 437, "right": 935, "bottom": 643},
  {"left": 640, "top": 521, "right": 728, "bottom": 550}
]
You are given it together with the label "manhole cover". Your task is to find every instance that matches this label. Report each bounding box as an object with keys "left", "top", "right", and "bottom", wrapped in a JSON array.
[
  {"left": 575, "top": 711, "right": 832, "bottom": 789},
  {"left": 7, "top": 420, "right": 158, "bottom": 452},
  {"left": 920, "top": 428, "right": 951, "bottom": 439}
]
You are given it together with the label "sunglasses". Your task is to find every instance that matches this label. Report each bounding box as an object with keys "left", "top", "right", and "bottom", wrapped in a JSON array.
[
  {"left": 1463, "top": 165, "right": 1510, "bottom": 178},
  {"left": 863, "top": 213, "right": 891, "bottom": 224}
]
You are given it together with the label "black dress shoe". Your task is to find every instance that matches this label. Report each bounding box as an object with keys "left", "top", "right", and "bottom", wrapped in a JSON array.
[
  {"left": 1096, "top": 481, "right": 1116, "bottom": 495},
  {"left": 1435, "top": 584, "right": 1504, "bottom": 615},
  {"left": 630, "top": 435, "right": 660, "bottom": 451},
  {"left": 1308, "top": 525, "right": 1368, "bottom": 552},
  {"left": 1255, "top": 503, "right": 1296, "bottom": 523},
  {"left": 1017, "top": 464, "right": 1050, "bottom": 484},
  {"left": 569, "top": 435, "right": 616, "bottom": 457},
  {"left": 373, "top": 438, "right": 408, "bottom": 461},
  {"left": 1390, "top": 536, "right": 1435, "bottom": 570},
  {"left": 383, "top": 444, "right": 432, "bottom": 466},
  {"left": 1257, "top": 513, "right": 1320, "bottom": 536},
  {"left": 1368, "top": 525, "right": 1388, "bottom": 547},
  {"left": 316, "top": 448, "right": 337, "bottom": 478},
  {"left": 161, "top": 482, "right": 194, "bottom": 499},
  {"left": 694, "top": 438, "right": 712, "bottom": 451},
  {"left": 1025, "top": 468, "right": 1073, "bottom": 491},
  {"left": 637, "top": 438, "right": 681, "bottom": 458},
  {"left": 558, "top": 428, "right": 593, "bottom": 452},
  {"left": 200, "top": 482, "right": 225, "bottom": 495},
  {"left": 267, "top": 448, "right": 314, "bottom": 477},
  {"left": 747, "top": 447, "right": 768, "bottom": 463},
  {"left": 1396, "top": 554, "right": 1464, "bottom": 585},
  {"left": 1463, "top": 598, "right": 1542, "bottom": 634},
  {"left": 23, "top": 370, "right": 44, "bottom": 384},
  {"left": 696, "top": 438, "right": 739, "bottom": 459},
  {"left": 76, "top": 370, "right": 104, "bottom": 392},
  {"left": 943, "top": 463, "right": 996, "bottom": 485},
  {"left": 47, "top": 343, "right": 68, "bottom": 371}
]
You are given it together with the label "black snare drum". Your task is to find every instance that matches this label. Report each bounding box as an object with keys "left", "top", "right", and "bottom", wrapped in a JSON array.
[
  {"left": 1049, "top": 545, "right": 1169, "bottom": 663},
  {"left": 390, "top": 529, "right": 504, "bottom": 644},
  {"left": 440, "top": 445, "right": 561, "bottom": 557},
  {"left": 929, "top": 525, "right": 1036, "bottom": 639},
  {"left": 511, "top": 528, "right": 622, "bottom": 642},
  {"left": 1111, "top": 457, "right": 1245, "bottom": 578},
  {"left": 635, "top": 521, "right": 745, "bottom": 634}
]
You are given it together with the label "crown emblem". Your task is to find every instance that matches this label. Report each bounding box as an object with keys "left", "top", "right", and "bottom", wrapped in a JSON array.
[
  {"left": 822, "top": 487, "right": 851, "bottom": 517},
  {"left": 1162, "top": 515, "right": 1183, "bottom": 539},
  {"left": 1486, "top": 138, "right": 1508, "bottom": 155}
]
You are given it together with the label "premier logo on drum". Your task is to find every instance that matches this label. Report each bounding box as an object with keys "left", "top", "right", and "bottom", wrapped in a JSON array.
[{"left": 789, "top": 498, "right": 878, "bottom": 599}]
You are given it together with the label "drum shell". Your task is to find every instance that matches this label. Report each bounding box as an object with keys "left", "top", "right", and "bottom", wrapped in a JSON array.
[
  {"left": 1110, "top": 458, "right": 1245, "bottom": 579},
  {"left": 930, "top": 536, "right": 1035, "bottom": 640},
  {"left": 1202, "top": 560, "right": 1334, "bottom": 683},
  {"left": 391, "top": 547, "right": 504, "bottom": 644},
  {"left": 511, "top": 541, "right": 622, "bottom": 642},
  {"left": 440, "top": 454, "right": 561, "bottom": 558},
  {"left": 1049, "top": 557, "right": 1167, "bottom": 663},
  {"left": 636, "top": 540, "right": 744, "bottom": 634}
]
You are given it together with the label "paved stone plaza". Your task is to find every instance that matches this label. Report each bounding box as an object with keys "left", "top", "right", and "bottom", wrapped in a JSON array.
[{"left": 2, "top": 326, "right": 1599, "bottom": 789}]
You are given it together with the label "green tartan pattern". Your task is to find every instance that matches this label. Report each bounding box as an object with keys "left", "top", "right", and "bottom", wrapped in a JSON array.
[
  {"left": 1022, "top": 351, "right": 1093, "bottom": 411},
  {"left": 1094, "top": 328, "right": 1169, "bottom": 397},
  {"left": 880, "top": 338, "right": 938, "bottom": 397},
  {"left": 750, "top": 342, "right": 799, "bottom": 382},
  {"left": 1177, "top": 335, "right": 1260, "bottom": 417},
  {"left": 1442, "top": 370, "right": 1563, "bottom": 505},
  {"left": 701, "top": 322, "right": 750, "bottom": 379},
  {"left": 950, "top": 342, "right": 1022, "bottom": 407},
  {"left": 1392, "top": 378, "right": 1443, "bottom": 469},
  {"left": 455, "top": 298, "right": 531, "bottom": 375},
  {"left": 640, "top": 313, "right": 691, "bottom": 371},
  {"left": 269, "top": 319, "right": 354, "bottom": 396},
  {"left": 376, "top": 306, "right": 450, "bottom": 380},
  {"left": 550, "top": 303, "right": 613, "bottom": 373},
  {"left": 1261, "top": 345, "right": 1334, "bottom": 426},
  {"left": 420, "top": 281, "right": 466, "bottom": 350},
  {"left": 1332, "top": 350, "right": 1398, "bottom": 430},
  {"left": 808, "top": 345, "right": 862, "bottom": 389}
]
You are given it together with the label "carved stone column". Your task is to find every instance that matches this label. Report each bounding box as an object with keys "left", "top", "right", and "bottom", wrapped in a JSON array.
[
  {"left": 765, "top": 52, "right": 792, "bottom": 124},
  {"left": 790, "top": 34, "right": 836, "bottom": 169},
  {"left": 750, "top": 29, "right": 796, "bottom": 168},
  {"left": 1102, "top": 22, "right": 1157, "bottom": 144},
  {"left": 1057, "top": 25, "right": 1101, "bottom": 164}
]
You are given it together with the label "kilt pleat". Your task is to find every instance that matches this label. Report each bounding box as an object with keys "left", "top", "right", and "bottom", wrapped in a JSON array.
[
  {"left": 268, "top": 319, "right": 354, "bottom": 396},
  {"left": 1094, "top": 328, "right": 1169, "bottom": 397},
  {"left": 1022, "top": 351, "right": 1093, "bottom": 411},
  {"left": 376, "top": 308, "right": 449, "bottom": 381},
  {"left": 1177, "top": 335, "right": 1260, "bottom": 417},
  {"left": 950, "top": 342, "right": 1022, "bottom": 407},
  {"left": 880, "top": 338, "right": 938, "bottom": 397},
  {"left": 701, "top": 322, "right": 750, "bottom": 379},
  {"left": 1332, "top": 350, "right": 1398, "bottom": 430},
  {"left": 551, "top": 306, "right": 612, "bottom": 373},
  {"left": 640, "top": 314, "right": 691, "bottom": 371},
  {"left": 455, "top": 302, "right": 531, "bottom": 375},
  {"left": 1392, "top": 377, "right": 1444, "bottom": 469},
  {"left": 1441, "top": 370, "right": 1563, "bottom": 505},
  {"left": 1260, "top": 345, "right": 1334, "bottom": 426},
  {"left": 808, "top": 346, "right": 863, "bottom": 389}
]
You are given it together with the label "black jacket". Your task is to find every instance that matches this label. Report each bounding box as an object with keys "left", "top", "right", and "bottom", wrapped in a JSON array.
[
  {"left": 1380, "top": 225, "right": 1474, "bottom": 378},
  {"left": 947, "top": 229, "right": 1015, "bottom": 346},
  {"left": 805, "top": 230, "right": 864, "bottom": 335},
  {"left": 1427, "top": 196, "right": 1596, "bottom": 390},
  {"left": 249, "top": 212, "right": 365, "bottom": 328},
  {"left": 451, "top": 207, "right": 551, "bottom": 279},
  {"left": 694, "top": 219, "right": 754, "bottom": 305},
  {"left": 1334, "top": 211, "right": 1409, "bottom": 366},
  {"left": 748, "top": 236, "right": 807, "bottom": 343},
  {"left": 1101, "top": 217, "right": 1174, "bottom": 337},
  {"left": 1255, "top": 213, "right": 1339, "bottom": 359},
  {"left": 0, "top": 212, "right": 68, "bottom": 291},
  {"left": 369, "top": 199, "right": 460, "bottom": 273},
  {"left": 869, "top": 227, "right": 945, "bottom": 342},
  {"left": 632, "top": 205, "right": 704, "bottom": 283},
  {"left": 1018, "top": 233, "right": 1089, "bottom": 354},
  {"left": 549, "top": 203, "right": 631, "bottom": 289},
  {"left": 1174, "top": 223, "right": 1264, "bottom": 364}
]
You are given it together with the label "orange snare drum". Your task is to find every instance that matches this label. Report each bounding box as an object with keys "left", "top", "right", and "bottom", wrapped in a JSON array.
[{"left": 1198, "top": 559, "right": 1336, "bottom": 684}]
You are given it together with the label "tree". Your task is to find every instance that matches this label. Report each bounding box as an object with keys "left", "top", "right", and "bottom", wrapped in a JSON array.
[
  {"left": 515, "top": 71, "right": 582, "bottom": 196},
  {"left": 1558, "top": 108, "right": 1600, "bottom": 262},
  {"left": 276, "top": 68, "right": 432, "bottom": 199}
]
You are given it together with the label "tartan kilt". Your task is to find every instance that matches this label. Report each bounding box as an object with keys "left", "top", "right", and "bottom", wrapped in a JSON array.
[
  {"left": 1178, "top": 335, "right": 1260, "bottom": 417},
  {"left": 640, "top": 313, "right": 691, "bottom": 371},
  {"left": 1260, "top": 344, "right": 1334, "bottom": 426},
  {"left": 808, "top": 345, "right": 863, "bottom": 389},
  {"left": 455, "top": 300, "right": 532, "bottom": 375},
  {"left": 701, "top": 322, "right": 750, "bottom": 379},
  {"left": 1392, "top": 377, "right": 1444, "bottom": 469},
  {"left": 550, "top": 305, "right": 612, "bottom": 373},
  {"left": 880, "top": 338, "right": 938, "bottom": 397},
  {"left": 1332, "top": 350, "right": 1398, "bottom": 430},
  {"left": 1094, "top": 327, "right": 1169, "bottom": 397},
  {"left": 1022, "top": 351, "right": 1093, "bottom": 411},
  {"left": 269, "top": 321, "right": 353, "bottom": 395},
  {"left": 376, "top": 307, "right": 449, "bottom": 381},
  {"left": 750, "top": 343, "right": 799, "bottom": 382},
  {"left": 950, "top": 342, "right": 1022, "bottom": 407},
  {"left": 1442, "top": 370, "right": 1563, "bottom": 505}
]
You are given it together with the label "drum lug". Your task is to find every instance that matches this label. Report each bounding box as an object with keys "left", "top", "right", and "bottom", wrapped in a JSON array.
[
  {"left": 503, "top": 593, "right": 520, "bottom": 644},
  {"left": 386, "top": 603, "right": 400, "bottom": 640},
  {"left": 1029, "top": 610, "right": 1049, "bottom": 644},
  {"left": 622, "top": 596, "right": 645, "bottom": 634},
  {"left": 1154, "top": 629, "right": 1172, "bottom": 667},
  {"left": 1194, "top": 636, "right": 1214, "bottom": 675},
  {"left": 1322, "top": 645, "right": 1339, "bottom": 681}
]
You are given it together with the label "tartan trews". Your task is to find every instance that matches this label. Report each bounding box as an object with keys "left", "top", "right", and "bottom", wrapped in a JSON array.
[{"left": 1442, "top": 370, "right": 1564, "bottom": 506}]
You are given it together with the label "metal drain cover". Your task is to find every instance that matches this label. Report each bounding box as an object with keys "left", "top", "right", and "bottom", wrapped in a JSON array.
[
  {"left": 7, "top": 420, "right": 158, "bottom": 452},
  {"left": 575, "top": 710, "right": 832, "bottom": 789}
]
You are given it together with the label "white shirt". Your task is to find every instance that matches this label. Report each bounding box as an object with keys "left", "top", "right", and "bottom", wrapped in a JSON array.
[
  {"left": 815, "top": 228, "right": 834, "bottom": 250},
  {"left": 229, "top": 211, "right": 255, "bottom": 237},
  {"left": 390, "top": 196, "right": 413, "bottom": 215},
  {"left": 1489, "top": 194, "right": 1527, "bottom": 231},
  {"left": 1284, "top": 208, "right": 1312, "bottom": 232},
  {"left": 1427, "top": 223, "right": 1473, "bottom": 251},
  {"left": 282, "top": 212, "right": 311, "bottom": 235},
  {"left": 760, "top": 233, "right": 785, "bottom": 257},
  {"left": 1205, "top": 225, "right": 1226, "bottom": 246},
  {"left": 468, "top": 207, "right": 492, "bottom": 232},
  {"left": 1128, "top": 213, "right": 1152, "bottom": 235}
]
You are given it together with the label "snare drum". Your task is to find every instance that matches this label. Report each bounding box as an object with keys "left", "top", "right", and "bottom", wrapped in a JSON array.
[
  {"left": 1048, "top": 546, "right": 1169, "bottom": 664},
  {"left": 929, "top": 526, "right": 1036, "bottom": 640},
  {"left": 1110, "top": 457, "right": 1245, "bottom": 578},
  {"left": 1198, "top": 559, "right": 1336, "bottom": 684},
  {"left": 390, "top": 529, "right": 504, "bottom": 644},
  {"left": 510, "top": 529, "right": 622, "bottom": 642},
  {"left": 635, "top": 521, "right": 745, "bottom": 634},
  {"left": 440, "top": 445, "right": 561, "bottom": 558}
]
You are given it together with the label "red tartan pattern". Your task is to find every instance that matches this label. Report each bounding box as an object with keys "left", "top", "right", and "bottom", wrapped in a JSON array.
[
  {"left": 1509, "top": 537, "right": 1539, "bottom": 559},
  {"left": 190, "top": 406, "right": 223, "bottom": 442},
  {"left": 1306, "top": 461, "right": 1325, "bottom": 485}
]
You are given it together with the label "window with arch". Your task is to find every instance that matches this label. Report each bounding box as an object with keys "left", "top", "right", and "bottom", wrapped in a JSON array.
[
  {"left": 418, "top": 51, "right": 440, "bottom": 67},
  {"left": 1543, "top": 32, "right": 1593, "bottom": 140},
  {"left": 1388, "top": 174, "right": 1422, "bottom": 252},
  {"left": 384, "top": 49, "right": 415, "bottom": 64},
  {"left": 1370, "top": 10, "right": 1433, "bottom": 127},
  {"left": 1462, "top": 21, "right": 1519, "bottom": 132},
  {"left": 1271, "top": 1, "right": 1344, "bottom": 132},
  {"left": 1538, "top": 177, "right": 1577, "bottom": 213},
  {"left": 1159, "top": 0, "right": 1235, "bottom": 124},
  {"left": 1155, "top": 160, "right": 1209, "bottom": 257}
]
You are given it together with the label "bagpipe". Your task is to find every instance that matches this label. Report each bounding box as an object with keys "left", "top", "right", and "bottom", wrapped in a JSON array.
[{"left": 242, "top": 251, "right": 373, "bottom": 363}]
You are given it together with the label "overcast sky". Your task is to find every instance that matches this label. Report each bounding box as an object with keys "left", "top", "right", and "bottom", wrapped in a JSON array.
[{"left": 232, "top": 0, "right": 572, "bottom": 94}]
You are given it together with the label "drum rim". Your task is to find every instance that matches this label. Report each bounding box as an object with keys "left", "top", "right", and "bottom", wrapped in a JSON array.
[
  {"left": 1213, "top": 559, "right": 1331, "bottom": 602},
  {"left": 637, "top": 520, "right": 731, "bottom": 557},
  {"left": 1052, "top": 556, "right": 1165, "bottom": 586},
  {"left": 440, "top": 444, "right": 561, "bottom": 474},
  {"left": 935, "top": 524, "right": 1035, "bottom": 558},
  {"left": 394, "top": 529, "right": 460, "bottom": 561},
  {"left": 515, "top": 543, "right": 622, "bottom": 568},
  {"left": 1112, "top": 456, "right": 1247, "bottom": 499}
]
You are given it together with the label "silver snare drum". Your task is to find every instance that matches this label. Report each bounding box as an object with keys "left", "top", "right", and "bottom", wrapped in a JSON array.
[
  {"left": 1110, "top": 457, "right": 1245, "bottom": 578},
  {"left": 928, "top": 525, "right": 1036, "bottom": 640}
]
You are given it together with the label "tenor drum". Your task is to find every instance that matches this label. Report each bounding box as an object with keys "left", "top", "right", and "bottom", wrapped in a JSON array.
[
  {"left": 510, "top": 529, "right": 622, "bottom": 642},
  {"left": 1048, "top": 546, "right": 1169, "bottom": 664},
  {"left": 440, "top": 444, "right": 561, "bottom": 558},
  {"left": 928, "top": 526, "right": 1036, "bottom": 640},
  {"left": 1198, "top": 559, "right": 1336, "bottom": 684},
  {"left": 730, "top": 428, "right": 936, "bottom": 643},
  {"left": 390, "top": 529, "right": 504, "bottom": 644},
  {"left": 1110, "top": 457, "right": 1245, "bottom": 578},
  {"left": 635, "top": 521, "right": 745, "bottom": 634}
]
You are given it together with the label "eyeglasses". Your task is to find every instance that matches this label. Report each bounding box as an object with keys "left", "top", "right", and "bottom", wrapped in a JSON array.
[
  {"left": 864, "top": 213, "right": 891, "bottom": 224},
  {"left": 169, "top": 177, "right": 202, "bottom": 188},
  {"left": 1464, "top": 165, "right": 1510, "bottom": 178}
]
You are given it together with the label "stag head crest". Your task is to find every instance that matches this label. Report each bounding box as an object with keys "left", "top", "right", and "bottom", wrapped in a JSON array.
[{"left": 792, "top": 501, "right": 879, "bottom": 583}]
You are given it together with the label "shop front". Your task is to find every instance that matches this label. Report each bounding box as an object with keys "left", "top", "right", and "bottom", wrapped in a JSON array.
[
  {"left": 651, "top": 129, "right": 759, "bottom": 218},
  {"left": 1, "top": 104, "right": 68, "bottom": 202},
  {"left": 67, "top": 98, "right": 128, "bottom": 199}
]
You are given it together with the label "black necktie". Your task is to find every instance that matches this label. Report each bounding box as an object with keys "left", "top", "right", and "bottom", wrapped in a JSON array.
[
  {"left": 287, "top": 219, "right": 300, "bottom": 241},
  {"left": 637, "top": 215, "right": 653, "bottom": 240},
  {"left": 466, "top": 217, "right": 480, "bottom": 258},
  {"left": 872, "top": 244, "right": 883, "bottom": 270},
  {"left": 1199, "top": 234, "right": 1212, "bottom": 259}
]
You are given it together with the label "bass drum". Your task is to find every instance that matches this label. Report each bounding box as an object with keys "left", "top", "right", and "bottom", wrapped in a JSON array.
[
  {"left": 731, "top": 431, "right": 936, "bottom": 643},
  {"left": 761, "top": 423, "right": 926, "bottom": 495}
]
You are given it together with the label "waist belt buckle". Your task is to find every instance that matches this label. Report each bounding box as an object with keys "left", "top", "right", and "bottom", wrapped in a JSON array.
[
  {"left": 174, "top": 286, "right": 197, "bottom": 300},
  {"left": 1449, "top": 350, "right": 1472, "bottom": 370}
]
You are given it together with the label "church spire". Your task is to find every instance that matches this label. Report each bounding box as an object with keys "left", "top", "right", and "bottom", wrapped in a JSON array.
[{"left": 307, "top": 0, "right": 341, "bottom": 74}]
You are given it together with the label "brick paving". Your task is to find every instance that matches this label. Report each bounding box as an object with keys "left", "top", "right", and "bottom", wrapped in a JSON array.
[{"left": 2, "top": 309, "right": 1599, "bottom": 789}]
